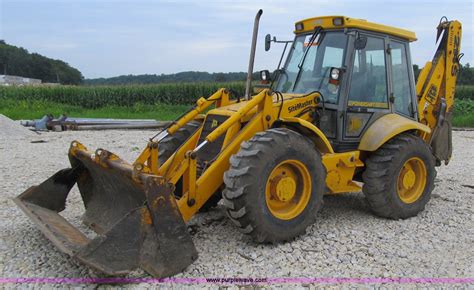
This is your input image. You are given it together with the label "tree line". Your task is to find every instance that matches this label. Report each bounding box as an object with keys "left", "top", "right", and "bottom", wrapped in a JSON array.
[
  {"left": 1, "top": 40, "right": 472, "bottom": 86},
  {"left": 84, "top": 71, "right": 259, "bottom": 85},
  {"left": 91, "top": 64, "right": 473, "bottom": 86},
  {"left": 0, "top": 40, "right": 83, "bottom": 85}
]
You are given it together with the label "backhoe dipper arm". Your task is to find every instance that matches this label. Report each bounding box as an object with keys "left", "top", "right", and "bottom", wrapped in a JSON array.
[{"left": 415, "top": 18, "right": 462, "bottom": 164}]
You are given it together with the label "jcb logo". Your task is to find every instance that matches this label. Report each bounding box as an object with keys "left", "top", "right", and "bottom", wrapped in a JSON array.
[
  {"left": 427, "top": 85, "right": 437, "bottom": 104},
  {"left": 211, "top": 119, "right": 219, "bottom": 128}
]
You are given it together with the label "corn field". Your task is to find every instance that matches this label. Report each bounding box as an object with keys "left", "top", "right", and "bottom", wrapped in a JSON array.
[
  {"left": 0, "top": 83, "right": 472, "bottom": 108},
  {"left": 0, "top": 82, "right": 246, "bottom": 108}
]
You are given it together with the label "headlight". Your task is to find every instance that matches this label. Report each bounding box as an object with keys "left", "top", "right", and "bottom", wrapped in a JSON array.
[
  {"left": 260, "top": 70, "right": 271, "bottom": 82},
  {"left": 330, "top": 68, "right": 340, "bottom": 80}
]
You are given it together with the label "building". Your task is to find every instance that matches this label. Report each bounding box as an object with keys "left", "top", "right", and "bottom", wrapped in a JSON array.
[{"left": 0, "top": 75, "right": 42, "bottom": 86}]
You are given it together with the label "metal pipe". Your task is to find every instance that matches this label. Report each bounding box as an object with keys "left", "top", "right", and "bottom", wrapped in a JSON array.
[
  {"left": 154, "top": 130, "right": 170, "bottom": 142},
  {"left": 67, "top": 117, "right": 156, "bottom": 123},
  {"left": 245, "top": 9, "right": 263, "bottom": 100},
  {"left": 20, "top": 115, "right": 53, "bottom": 130},
  {"left": 192, "top": 140, "right": 208, "bottom": 154},
  {"left": 71, "top": 122, "right": 170, "bottom": 131}
]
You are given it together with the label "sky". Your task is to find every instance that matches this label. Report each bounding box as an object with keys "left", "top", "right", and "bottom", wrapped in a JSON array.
[{"left": 0, "top": 0, "right": 472, "bottom": 79}]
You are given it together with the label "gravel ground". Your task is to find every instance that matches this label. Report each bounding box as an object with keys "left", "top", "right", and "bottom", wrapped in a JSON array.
[{"left": 0, "top": 123, "right": 473, "bottom": 288}]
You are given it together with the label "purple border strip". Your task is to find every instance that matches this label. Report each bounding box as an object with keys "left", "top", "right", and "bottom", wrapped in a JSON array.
[{"left": 0, "top": 277, "right": 473, "bottom": 284}]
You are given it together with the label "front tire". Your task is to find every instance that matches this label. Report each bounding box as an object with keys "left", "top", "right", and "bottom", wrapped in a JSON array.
[
  {"left": 223, "top": 128, "right": 326, "bottom": 243},
  {"left": 362, "top": 133, "right": 436, "bottom": 219}
]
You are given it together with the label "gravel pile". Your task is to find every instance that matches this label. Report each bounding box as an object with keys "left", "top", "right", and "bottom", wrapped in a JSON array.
[
  {"left": 0, "top": 114, "right": 38, "bottom": 140},
  {"left": 0, "top": 129, "right": 472, "bottom": 287}
]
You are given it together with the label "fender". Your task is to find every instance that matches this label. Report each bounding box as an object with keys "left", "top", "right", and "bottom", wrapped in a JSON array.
[
  {"left": 358, "top": 114, "right": 431, "bottom": 151},
  {"left": 274, "top": 117, "right": 334, "bottom": 154}
]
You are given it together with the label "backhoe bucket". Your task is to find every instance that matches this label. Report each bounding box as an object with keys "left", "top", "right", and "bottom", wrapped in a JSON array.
[{"left": 13, "top": 141, "right": 197, "bottom": 277}]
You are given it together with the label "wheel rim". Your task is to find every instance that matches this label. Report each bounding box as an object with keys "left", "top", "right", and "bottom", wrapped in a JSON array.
[
  {"left": 265, "top": 159, "right": 312, "bottom": 220},
  {"left": 397, "top": 157, "right": 427, "bottom": 204}
]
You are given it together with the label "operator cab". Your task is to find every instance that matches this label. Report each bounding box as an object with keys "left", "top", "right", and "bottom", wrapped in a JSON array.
[{"left": 268, "top": 16, "right": 418, "bottom": 152}]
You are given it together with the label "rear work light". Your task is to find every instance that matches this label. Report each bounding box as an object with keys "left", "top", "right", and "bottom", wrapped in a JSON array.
[{"left": 333, "top": 17, "right": 344, "bottom": 26}]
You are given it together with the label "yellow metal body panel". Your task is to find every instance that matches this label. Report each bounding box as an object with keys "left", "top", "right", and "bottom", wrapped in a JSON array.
[
  {"left": 322, "top": 151, "right": 364, "bottom": 194},
  {"left": 278, "top": 117, "right": 334, "bottom": 154},
  {"left": 358, "top": 114, "right": 431, "bottom": 151},
  {"left": 295, "top": 16, "right": 417, "bottom": 41}
]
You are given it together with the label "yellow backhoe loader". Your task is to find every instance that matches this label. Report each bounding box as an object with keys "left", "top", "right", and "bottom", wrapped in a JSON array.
[{"left": 15, "top": 10, "right": 462, "bottom": 277}]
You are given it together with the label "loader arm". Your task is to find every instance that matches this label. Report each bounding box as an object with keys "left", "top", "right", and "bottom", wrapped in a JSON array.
[{"left": 415, "top": 18, "right": 462, "bottom": 164}]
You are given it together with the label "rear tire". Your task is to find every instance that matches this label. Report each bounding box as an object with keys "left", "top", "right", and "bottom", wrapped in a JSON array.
[
  {"left": 362, "top": 133, "right": 436, "bottom": 219},
  {"left": 223, "top": 128, "right": 326, "bottom": 243}
]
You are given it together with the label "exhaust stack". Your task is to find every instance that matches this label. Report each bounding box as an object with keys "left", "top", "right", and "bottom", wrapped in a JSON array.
[{"left": 245, "top": 9, "right": 263, "bottom": 100}]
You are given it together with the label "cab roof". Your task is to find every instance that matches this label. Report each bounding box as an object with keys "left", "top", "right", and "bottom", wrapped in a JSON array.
[{"left": 295, "top": 16, "right": 417, "bottom": 42}]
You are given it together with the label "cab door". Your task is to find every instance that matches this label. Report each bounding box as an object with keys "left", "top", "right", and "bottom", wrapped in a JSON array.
[
  {"left": 388, "top": 39, "right": 417, "bottom": 119},
  {"left": 343, "top": 33, "right": 391, "bottom": 141}
]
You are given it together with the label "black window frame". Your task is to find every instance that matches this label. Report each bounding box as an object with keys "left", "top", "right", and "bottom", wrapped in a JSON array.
[{"left": 387, "top": 37, "right": 417, "bottom": 120}]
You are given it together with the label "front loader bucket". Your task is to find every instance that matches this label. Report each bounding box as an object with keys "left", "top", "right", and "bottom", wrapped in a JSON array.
[{"left": 14, "top": 141, "right": 197, "bottom": 277}]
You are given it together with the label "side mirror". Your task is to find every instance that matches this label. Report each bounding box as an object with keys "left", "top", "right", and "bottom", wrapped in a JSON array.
[
  {"left": 355, "top": 37, "right": 367, "bottom": 50},
  {"left": 265, "top": 34, "right": 272, "bottom": 51}
]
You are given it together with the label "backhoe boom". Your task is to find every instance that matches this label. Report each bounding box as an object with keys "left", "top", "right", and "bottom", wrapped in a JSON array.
[{"left": 416, "top": 18, "right": 462, "bottom": 164}]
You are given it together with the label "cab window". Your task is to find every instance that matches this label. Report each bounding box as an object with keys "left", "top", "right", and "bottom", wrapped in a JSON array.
[
  {"left": 348, "top": 36, "right": 389, "bottom": 108},
  {"left": 274, "top": 32, "right": 347, "bottom": 104},
  {"left": 390, "top": 40, "right": 413, "bottom": 116}
]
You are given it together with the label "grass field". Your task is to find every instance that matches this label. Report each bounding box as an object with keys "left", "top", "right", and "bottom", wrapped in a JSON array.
[
  {"left": 453, "top": 98, "right": 474, "bottom": 127},
  {"left": 452, "top": 115, "right": 474, "bottom": 127},
  {"left": 0, "top": 98, "right": 188, "bottom": 121}
]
